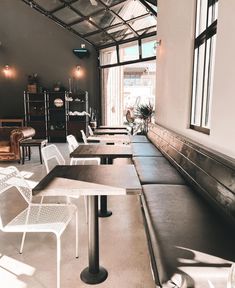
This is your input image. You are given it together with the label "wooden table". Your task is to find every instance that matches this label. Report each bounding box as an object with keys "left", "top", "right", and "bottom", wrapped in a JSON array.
[
  {"left": 33, "top": 165, "right": 141, "bottom": 285},
  {"left": 70, "top": 144, "right": 132, "bottom": 217},
  {"left": 94, "top": 129, "right": 129, "bottom": 135}
]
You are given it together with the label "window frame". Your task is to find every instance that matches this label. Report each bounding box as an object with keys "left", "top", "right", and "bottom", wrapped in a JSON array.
[{"left": 190, "top": 0, "right": 218, "bottom": 134}]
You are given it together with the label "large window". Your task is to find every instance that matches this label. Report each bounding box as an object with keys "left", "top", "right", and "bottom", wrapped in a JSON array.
[{"left": 190, "top": 0, "right": 218, "bottom": 134}]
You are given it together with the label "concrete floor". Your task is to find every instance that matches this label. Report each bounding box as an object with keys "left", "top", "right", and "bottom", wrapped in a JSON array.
[{"left": 0, "top": 144, "right": 155, "bottom": 288}]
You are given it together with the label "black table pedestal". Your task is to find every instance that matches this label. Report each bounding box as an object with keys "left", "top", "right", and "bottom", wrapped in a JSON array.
[
  {"left": 81, "top": 195, "right": 108, "bottom": 284},
  {"left": 98, "top": 157, "right": 113, "bottom": 217},
  {"left": 98, "top": 195, "right": 112, "bottom": 217}
]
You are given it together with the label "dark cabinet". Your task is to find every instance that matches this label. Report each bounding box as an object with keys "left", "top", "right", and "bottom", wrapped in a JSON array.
[
  {"left": 47, "top": 92, "right": 67, "bottom": 142},
  {"left": 24, "top": 90, "right": 89, "bottom": 142},
  {"left": 24, "top": 92, "right": 47, "bottom": 139}
]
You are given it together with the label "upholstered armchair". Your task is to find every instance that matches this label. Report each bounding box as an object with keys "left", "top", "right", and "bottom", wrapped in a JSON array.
[{"left": 0, "top": 127, "right": 35, "bottom": 161}]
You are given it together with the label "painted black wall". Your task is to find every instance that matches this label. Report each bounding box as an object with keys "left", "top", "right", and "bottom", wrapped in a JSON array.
[{"left": 0, "top": 0, "right": 99, "bottom": 118}]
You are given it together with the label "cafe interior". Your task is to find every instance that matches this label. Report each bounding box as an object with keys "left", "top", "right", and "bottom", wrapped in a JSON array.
[{"left": 0, "top": 0, "right": 235, "bottom": 287}]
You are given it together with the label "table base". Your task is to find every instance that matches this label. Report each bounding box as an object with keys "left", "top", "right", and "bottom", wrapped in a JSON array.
[
  {"left": 99, "top": 195, "right": 112, "bottom": 217},
  {"left": 98, "top": 210, "right": 112, "bottom": 217},
  {"left": 80, "top": 266, "right": 108, "bottom": 284}
]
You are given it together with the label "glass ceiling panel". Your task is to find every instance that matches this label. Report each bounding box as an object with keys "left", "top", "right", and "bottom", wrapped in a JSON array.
[
  {"left": 90, "top": 10, "right": 122, "bottom": 29},
  {"left": 53, "top": 7, "right": 81, "bottom": 24},
  {"left": 101, "top": 0, "right": 126, "bottom": 7},
  {"left": 72, "top": 20, "right": 98, "bottom": 35},
  {"left": 71, "top": 0, "right": 105, "bottom": 16},
  {"left": 85, "top": 32, "right": 114, "bottom": 46},
  {"left": 34, "top": 0, "right": 63, "bottom": 11},
  {"left": 132, "top": 15, "right": 156, "bottom": 32},
  {"left": 111, "top": 0, "right": 148, "bottom": 21},
  {"left": 106, "top": 26, "right": 131, "bottom": 41}
]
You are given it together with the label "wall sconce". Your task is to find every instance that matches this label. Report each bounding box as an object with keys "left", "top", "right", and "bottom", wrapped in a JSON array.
[
  {"left": 3, "top": 65, "right": 13, "bottom": 78},
  {"left": 156, "top": 39, "right": 162, "bottom": 46}
]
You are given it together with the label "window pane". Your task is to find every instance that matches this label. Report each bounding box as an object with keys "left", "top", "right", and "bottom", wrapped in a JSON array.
[
  {"left": 192, "top": 44, "right": 205, "bottom": 126},
  {"left": 196, "top": 0, "right": 208, "bottom": 37},
  {"left": 71, "top": 0, "right": 105, "bottom": 16},
  {"left": 202, "top": 34, "right": 217, "bottom": 127},
  {"left": 100, "top": 47, "right": 118, "bottom": 66},
  {"left": 71, "top": 20, "right": 98, "bottom": 35},
  {"left": 119, "top": 41, "right": 139, "bottom": 62},
  {"left": 141, "top": 38, "right": 156, "bottom": 58},
  {"left": 208, "top": 0, "right": 218, "bottom": 27}
]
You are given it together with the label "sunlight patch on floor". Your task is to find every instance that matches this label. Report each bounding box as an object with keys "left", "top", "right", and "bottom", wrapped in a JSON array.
[{"left": 0, "top": 254, "right": 35, "bottom": 288}]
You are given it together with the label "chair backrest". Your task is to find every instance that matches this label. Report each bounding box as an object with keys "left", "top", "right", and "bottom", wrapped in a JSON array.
[
  {"left": 0, "top": 166, "right": 31, "bottom": 229},
  {"left": 80, "top": 130, "right": 88, "bottom": 145},
  {"left": 41, "top": 144, "right": 65, "bottom": 173},
  {"left": 88, "top": 125, "right": 94, "bottom": 136},
  {"left": 67, "top": 134, "right": 79, "bottom": 153}
]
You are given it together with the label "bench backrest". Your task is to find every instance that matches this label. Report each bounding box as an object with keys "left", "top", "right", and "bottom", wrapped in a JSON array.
[{"left": 148, "top": 124, "right": 235, "bottom": 225}]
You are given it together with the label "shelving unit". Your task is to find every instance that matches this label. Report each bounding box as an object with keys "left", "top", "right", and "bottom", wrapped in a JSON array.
[
  {"left": 24, "top": 90, "right": 89, "bottom": 142},
  {"left": 67, "top": 90, "right": 89, "bottom": 141},
  {"left": 47, "top": 92, "right": 67, "bottom": 142},
  {"left": 24, "top": 92, "right": 48, "bottom": 139}
]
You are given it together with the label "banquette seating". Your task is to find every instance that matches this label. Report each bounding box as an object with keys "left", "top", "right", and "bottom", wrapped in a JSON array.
[
  {"left": 132, "top": 124, "right": 235, "bottom": 288},
  {"left": 0, "top": 126, "right": 35, "bottom": 161}
]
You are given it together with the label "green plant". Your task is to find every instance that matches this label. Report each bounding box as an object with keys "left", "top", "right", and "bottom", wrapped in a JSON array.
[{"left": 135, "top": 102, "right": 154, "bottom": 120}]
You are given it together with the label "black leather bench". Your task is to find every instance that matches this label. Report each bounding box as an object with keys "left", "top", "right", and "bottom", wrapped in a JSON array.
[
  {"left": 133, "top": 156, "right": 185, "bottom": 185},
  {"left": 132, "top": 125, "right": 235, "bottom": 288},
  {"left": 142, "top": 184, "right": 235, "bottom": 287},
  {"left": 131, "top": 142, "right": 163, "bottom": 157}
]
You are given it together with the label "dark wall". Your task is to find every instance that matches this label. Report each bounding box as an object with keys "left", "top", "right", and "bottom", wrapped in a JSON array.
[{"left": 0, "top": 0, "right": 99, "bottom": 118}]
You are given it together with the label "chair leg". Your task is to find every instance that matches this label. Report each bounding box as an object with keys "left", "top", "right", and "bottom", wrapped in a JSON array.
[
  {"left": 56, "top": 236, "right": 61, "bottom": 288},
  {"left": 76, "top": 210, "right": 79, "bottom": 259},
  {"left": 20, "top": 232, "right": 27, "bottom": 254},
  {"left": 84, "top": 196, "right": 88, "bottom": 224}
]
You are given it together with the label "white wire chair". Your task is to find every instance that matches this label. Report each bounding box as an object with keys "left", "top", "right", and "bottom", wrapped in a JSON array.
[
  {"left": 41, "top": 144, "right": 65, "bottom": 174},
  {"left": 0, "top": 166, "right": 78, "bottom": 288},
  {"left": 80, "top": 130, "right": 88, "bottom": 145},
  {"left": 67, "top": 135, "right": 101, "bottom": 221},
  {"left": 66, "top": 134, "right": 79, "bottom": 153},
  {"left": 88, "top": 125, "right": 94, "bottom": 136}
]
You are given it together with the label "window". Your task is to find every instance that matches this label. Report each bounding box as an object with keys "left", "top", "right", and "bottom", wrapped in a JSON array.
[{"left": 190, "top": 0, "right": 218, "bottom": 134}]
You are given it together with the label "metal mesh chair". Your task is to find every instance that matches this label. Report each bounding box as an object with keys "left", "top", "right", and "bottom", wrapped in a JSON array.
[
  {"left": 67, "top": 135, "right": 100, "bottom": 221},
  {"left": 88, "top": 125, "right": 94, "bottom": 136},
  {"left": 80, "top": 130, "right": 88, "bottom": 145},
  {"left": 66, "top": 134, "right": 79, "bottom": 153},
  {"left": 41, "top": 144, "right": 65, "bottom": 174},
  {"left": 0, "top": 166, "right": 78, "bottom": 288}
]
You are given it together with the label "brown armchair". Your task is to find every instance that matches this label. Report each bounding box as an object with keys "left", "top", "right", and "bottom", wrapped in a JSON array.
[{"left": 0, "top": 127, "right": 35, "bottom": 161}]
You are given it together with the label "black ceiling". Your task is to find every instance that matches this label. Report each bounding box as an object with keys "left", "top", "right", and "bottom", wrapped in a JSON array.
[{"left": 22, "top": 0, "right": 157, "bottom": 49}]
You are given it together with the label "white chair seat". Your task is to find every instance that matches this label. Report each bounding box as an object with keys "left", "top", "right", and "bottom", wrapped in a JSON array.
[{"left": 4, "top": 204, "right": 76, "bottom": 235}]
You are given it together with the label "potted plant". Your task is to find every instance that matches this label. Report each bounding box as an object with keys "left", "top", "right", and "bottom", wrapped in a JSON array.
[{"left": 135, "top": 102, "right": 154, "bottom": 134}]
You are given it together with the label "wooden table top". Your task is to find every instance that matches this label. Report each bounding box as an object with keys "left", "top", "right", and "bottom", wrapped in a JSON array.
[
  {"left": 33, "top": 165, "right": 142, "bottom": 196},
  {"left": 71, "top": 144, "right": 132, "bottom": 158},
  {"left": 94, "top": 129, "right": 129, "bottom": 135}
]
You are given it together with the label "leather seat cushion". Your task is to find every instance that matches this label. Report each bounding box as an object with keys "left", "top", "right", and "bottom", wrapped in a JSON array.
[
  {"left": 133, "top": 157, "right": 185, "bottom": 184},
  {"left": 142, "top": 184, "right": 235, "bottom": 288},
  {"left": 132, "top": 142, "right": 162, "bottom": 157}
]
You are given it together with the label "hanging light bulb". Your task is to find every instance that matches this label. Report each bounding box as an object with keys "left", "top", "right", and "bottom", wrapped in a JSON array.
[{"left": 3, "top": 65, "right": 12, "bottom": 78}]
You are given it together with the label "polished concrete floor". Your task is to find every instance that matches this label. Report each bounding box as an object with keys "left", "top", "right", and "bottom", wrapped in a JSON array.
[{"left": 0, "top": 144, "right": 155, "bottom": 288}]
